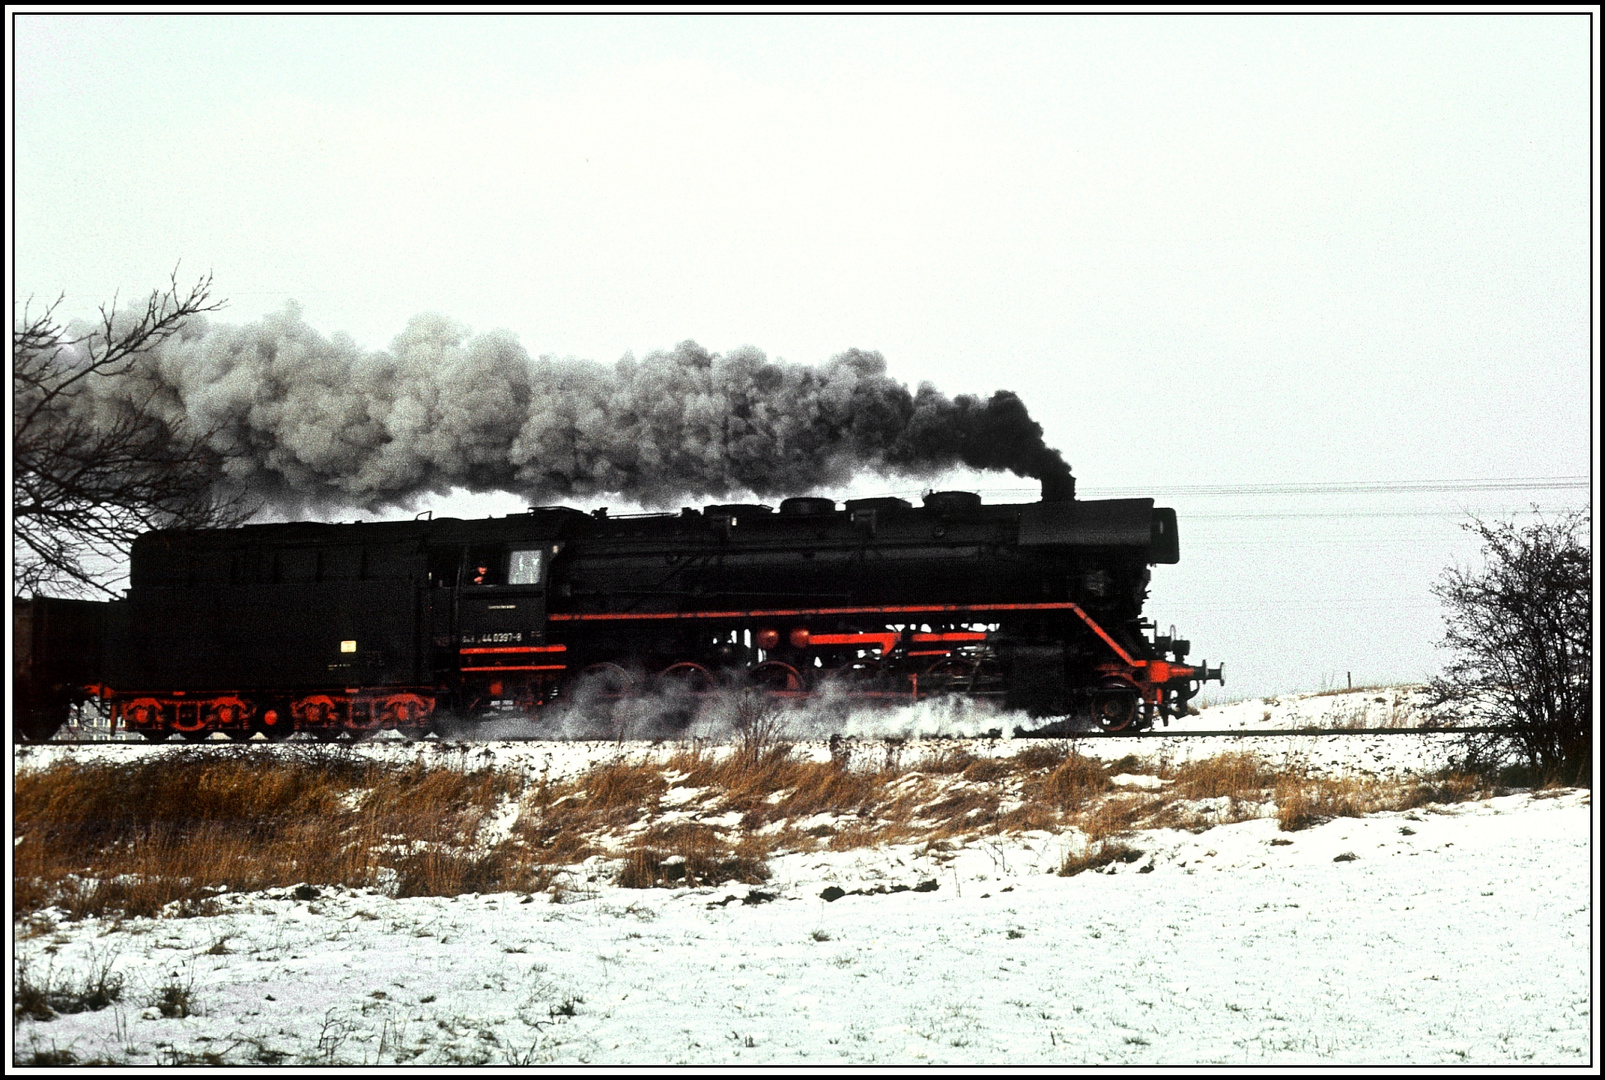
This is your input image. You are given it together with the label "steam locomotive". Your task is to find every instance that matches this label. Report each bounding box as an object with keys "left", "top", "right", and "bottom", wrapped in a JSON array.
[{"left": 14, "top": 483, "right": 1221, "bottom": 742}]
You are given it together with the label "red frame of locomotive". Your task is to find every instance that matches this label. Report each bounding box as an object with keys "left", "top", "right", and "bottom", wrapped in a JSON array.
[{"left": 97, "top": 599, "right": 1207, "bottom": 741}]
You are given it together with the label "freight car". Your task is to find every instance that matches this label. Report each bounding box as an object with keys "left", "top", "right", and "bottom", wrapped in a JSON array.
[{"left": 11, "top": 484, "right": 1221, "bottom": 742}]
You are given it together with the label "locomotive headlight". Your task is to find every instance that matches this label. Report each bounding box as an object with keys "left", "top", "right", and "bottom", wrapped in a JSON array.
[{"left": 340, "top": 640, "right": 357, "bottom": 653}]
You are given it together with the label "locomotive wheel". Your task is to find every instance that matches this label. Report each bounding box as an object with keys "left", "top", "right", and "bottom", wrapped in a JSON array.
[
  {"left": 344, "top": 717, "right": 382, "bottom": 741},
  {"left": 309, "top": 728, "right": 340, "bottom": 743},
  {"left": 655, "top": 662, "right": 714, "bottom": 729},
  {"left": 255, "top": 705, "right": 295, "bottom": 742},
  {"left": 923, "top": 656, "right": 980, "bottom": 692},
  {"left": 1093, "top": 691, "right": 1139, "bottom": 733},
  {"left": 139, "top": 730, "right": 171, "bottom": 743},
  {"left": 921, "top": 655, "right": 1004, "bottom": 696},
  {"left": 749, "top": 660, "right": 806, "bottom": 693},
  {"left": 179, "top": 730, "right": 213, "bottom": 743},
  {"left": 16, "top": 713, "right": 65, "bottom": 743},
  {"left": 656, "top": 662, "right": 716, "bottom": 693},
  {"left": 579, "top": 662, "right": 636, "bottom": 700}
]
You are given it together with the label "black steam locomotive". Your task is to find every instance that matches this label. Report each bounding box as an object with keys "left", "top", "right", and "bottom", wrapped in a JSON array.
[{"left": 14, "top": 485, "right": 1221, "bottom": 742}]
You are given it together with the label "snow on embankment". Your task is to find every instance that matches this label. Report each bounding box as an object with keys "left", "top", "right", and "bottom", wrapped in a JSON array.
[{"left": 14, "top": 787, "right": 1591, "bottom": 1066}]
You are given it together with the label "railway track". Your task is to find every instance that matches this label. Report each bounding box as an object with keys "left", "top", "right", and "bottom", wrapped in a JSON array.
[
  {"left": 1074, "top": 726, "right": 1497, "bottom": 739},
  {"left": 23, "top": 726, "right": 1497, "bottom": 747}
]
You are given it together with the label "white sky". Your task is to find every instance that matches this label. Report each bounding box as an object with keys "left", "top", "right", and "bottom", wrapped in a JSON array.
[{"left": 9, "top": 13, "right": 1597, "bottom": 696}]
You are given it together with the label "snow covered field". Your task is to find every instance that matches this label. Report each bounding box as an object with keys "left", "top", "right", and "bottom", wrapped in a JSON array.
[{"left": 11, "top": 690, "right": 1596, "bottom": 1066}]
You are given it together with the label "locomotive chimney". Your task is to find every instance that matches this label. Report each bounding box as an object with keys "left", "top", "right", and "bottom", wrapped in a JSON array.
[{"left": 1040, "top": 468, "right": 1075, "bottom": 503}]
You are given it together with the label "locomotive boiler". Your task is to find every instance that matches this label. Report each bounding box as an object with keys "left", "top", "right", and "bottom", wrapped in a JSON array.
[{"left": 13, "top": 483, "right": 1221, "bottom": 742}]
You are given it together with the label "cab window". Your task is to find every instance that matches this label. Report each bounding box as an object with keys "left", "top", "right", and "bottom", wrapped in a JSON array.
[
  {"left": 509, "top": 547, "right": 545, "bottom": 586},
  {"left": 465, "top": 546, "right": 503, "bottom": 587}
]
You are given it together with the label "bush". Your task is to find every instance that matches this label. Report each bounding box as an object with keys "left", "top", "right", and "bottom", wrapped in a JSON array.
[{"left": 1424, "top": 511, "right": 1591, "bottom": 781}]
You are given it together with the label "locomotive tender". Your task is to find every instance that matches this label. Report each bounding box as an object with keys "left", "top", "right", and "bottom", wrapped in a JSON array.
[{"left": 14, "top": 484, "right": 1221, "bottom": 742}]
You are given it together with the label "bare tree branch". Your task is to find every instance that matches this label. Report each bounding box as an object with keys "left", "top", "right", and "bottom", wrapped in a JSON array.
[
  {"left": 13, "top": 270, "right": 254, "bottom": 597},
  {"left": 1423, "top": 509, "right": 1592, "bottom": 780}
]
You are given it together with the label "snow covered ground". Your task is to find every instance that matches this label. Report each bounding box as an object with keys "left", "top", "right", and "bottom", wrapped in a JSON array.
[{"left": 11, "top": 690, "right": 1597, "bottom": 1067}]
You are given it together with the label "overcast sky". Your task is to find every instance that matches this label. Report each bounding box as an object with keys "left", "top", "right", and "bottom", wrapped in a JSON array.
[{"left": 11, "top": 14, "right": 1595, "bottom": 696}]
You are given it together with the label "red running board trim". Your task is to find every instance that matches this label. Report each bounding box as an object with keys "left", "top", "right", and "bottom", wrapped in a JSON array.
[{"left": 550, "top": 601, "right": 1081, "bottom": 621}]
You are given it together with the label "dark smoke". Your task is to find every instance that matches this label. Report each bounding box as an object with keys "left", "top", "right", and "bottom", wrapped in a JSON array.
[{"left": 84, "top": 306, "right": 1073, "bottom": 512}]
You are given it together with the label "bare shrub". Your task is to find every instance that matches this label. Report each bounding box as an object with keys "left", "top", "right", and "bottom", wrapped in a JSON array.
[
  {"left": 1425, "top": 511, "right": 1591, "bottom": 780},
  {"left": 730, "top": 691, "right": 790, "bottom": 762}
]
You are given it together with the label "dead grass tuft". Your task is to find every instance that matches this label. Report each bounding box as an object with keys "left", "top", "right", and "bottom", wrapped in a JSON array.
[
  {"left": 1076, "top": 795, "right": 1159, "bottom": 842},
  {"left": 924, "top": 747, "right": 978, "bottom": 775},
  {"left": 1273, "top": 768, "right": 1487, "bottom": 831},
  {"left": 1032, "top": 751, "right": 1110, "bottom": 811},
  {"left": 664, "top": 745, "right": 887, "bottom": 828},
  {"left": 615, "top": 822, "right": 771, "bottom": 889},
  {"left": 960, "top": 757, "right": 1011, "bottom": 784},
  {"left": 1060, "top": 841, "right": 1144, "bottom": 876},
  {"left": 1011, "top": 741, "right": 1072, "bottom": 771},
  {"left": 1167, "top": 752, "right": 1278, "bottom": 800},
  {"left": 13, "top": 954, "right": 124, "bottom": 1021}
]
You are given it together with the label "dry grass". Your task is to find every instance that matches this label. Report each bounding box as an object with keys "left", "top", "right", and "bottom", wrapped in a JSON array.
[
  {"left": 1030, "top": 751, "right": 1110, "bottom": 811},
  {"left": 1060, "top": 841, "right": 1144, "bottom": 876},
  {"left": 1075, "top": 795, "right": 1163, "bottom": 842},
  {"left": 616, "top": 822, "right": 771, "bottom": 890},
  {"left": 13, "top": 954, "right": 124, "bottom": 1021},
  {"left": 1306, "top": 682, "right": 1408, "bottom": 699},
  {"left": 1010, "top": 741, "right": 1073, "bottom": 771},
  {"left": 14, "top": 739, "right": 1503, "bottom": 921},
  {"left": 1165, "top": 752, "right": 1279, "bottom": 801},
  {"left": 14, "top": 750, "right": 542, "bottom": 920},
  {"left": 1274, "top": 768, "right": 1484, "bottom": 831},
  {"left": 663, "top": 745, "right": 887, "bottom": 826}
]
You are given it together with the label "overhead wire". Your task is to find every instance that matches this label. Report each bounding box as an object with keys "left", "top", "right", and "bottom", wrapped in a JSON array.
[{"left": 949, "top": 476, "right": 1592, "bottom": 499}]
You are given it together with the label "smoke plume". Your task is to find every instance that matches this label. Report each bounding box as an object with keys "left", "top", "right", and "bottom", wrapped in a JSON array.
[{"left": 82, "top": 306, "right": 1073, "bottom": 513}]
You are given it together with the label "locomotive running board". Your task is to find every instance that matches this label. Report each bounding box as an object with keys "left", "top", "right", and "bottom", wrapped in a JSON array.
[{"left": 547, "top": 601, "right": 1141, "bottom": 666}]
